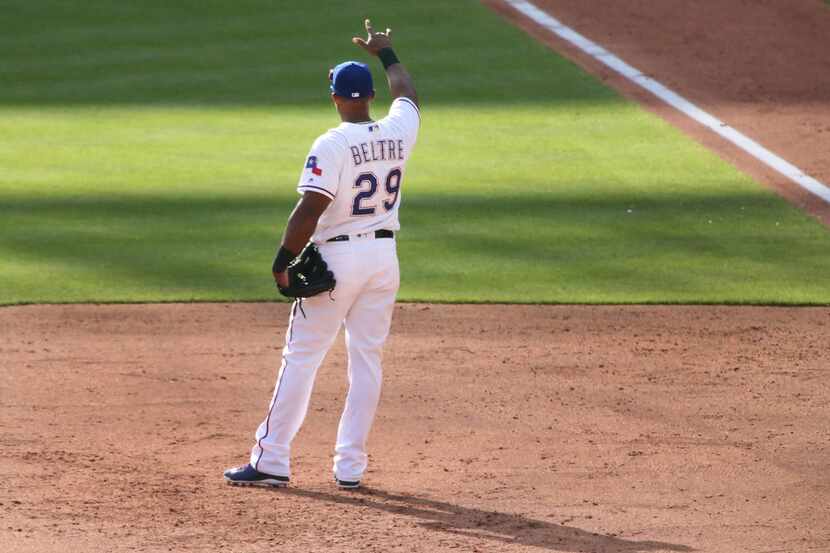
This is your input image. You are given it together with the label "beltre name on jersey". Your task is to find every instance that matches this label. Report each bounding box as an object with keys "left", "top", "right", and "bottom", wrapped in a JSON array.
[{"left": 349, "top": 138, "right": 406, "bottom": 166}]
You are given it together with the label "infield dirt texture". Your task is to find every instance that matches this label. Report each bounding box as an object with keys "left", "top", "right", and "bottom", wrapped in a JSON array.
[{"left": 3, "top": 1, "right": 830, "bottom": 552}]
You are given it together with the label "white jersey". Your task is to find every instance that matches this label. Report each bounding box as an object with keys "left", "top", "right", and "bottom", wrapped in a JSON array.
[{"left": 297, "top": 97, "right": 420, "bottom": 243}]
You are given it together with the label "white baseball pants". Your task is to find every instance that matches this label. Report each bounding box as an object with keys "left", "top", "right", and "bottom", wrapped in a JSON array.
[{"left": 249, "top": 236, "right": 399, "bottom": 482}]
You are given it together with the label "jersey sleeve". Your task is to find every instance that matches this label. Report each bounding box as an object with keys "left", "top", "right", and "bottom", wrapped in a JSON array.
[
  {"left": 296, "top": 132, "right": 346, "bottom": 200},
  {"left": 383, "top": 97, "right": 421, "bottom": 146}
]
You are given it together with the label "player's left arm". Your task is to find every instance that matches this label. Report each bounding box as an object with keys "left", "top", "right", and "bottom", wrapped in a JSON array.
[
  {"left": 353, "top": 19, "right": 418, "bottom": 107},
  {"left": 272, "top": 191, "right": 332, "bottom": 287}
]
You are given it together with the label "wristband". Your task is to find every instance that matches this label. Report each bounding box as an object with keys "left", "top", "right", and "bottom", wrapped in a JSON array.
[
  {"left": 378, "top": 48, "right": 400, "bottom": 70},
  {"left": 272, "top": 246, "right": 297, "bottom": 274}
]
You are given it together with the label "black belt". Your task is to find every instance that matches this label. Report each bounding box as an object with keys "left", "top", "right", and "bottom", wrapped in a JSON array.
[{"left": 327, "top": 229, "right": 394, "bottom": 242}]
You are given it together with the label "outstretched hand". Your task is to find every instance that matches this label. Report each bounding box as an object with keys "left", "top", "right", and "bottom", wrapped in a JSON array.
[{"left": 352, "top": 19, "right": 392, "bottom": 55}]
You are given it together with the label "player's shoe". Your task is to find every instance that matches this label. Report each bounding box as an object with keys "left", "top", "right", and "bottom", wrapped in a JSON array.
[
  {"left": 224, "top": 464, "right": 289, "bottom": 488},
  {"left": 335, "top": 476, "right": 361, "bottom": 490}
]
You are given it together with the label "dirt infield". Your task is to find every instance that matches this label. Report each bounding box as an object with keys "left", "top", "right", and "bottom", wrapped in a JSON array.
[
  {"left": 2, "top": 303, "right": 829, "bottom": 552},
  {"left": 487, "top": 0, "right": 830, "bottom": 225}
]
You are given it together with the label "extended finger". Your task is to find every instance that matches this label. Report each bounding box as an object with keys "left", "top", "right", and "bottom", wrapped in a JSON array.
[
  {"left": 365, "top": 19, "right": 374, "bottom": 35},
  {"left": 352, "top": 37, "right": 368, "bottom": 48},
  {"left": 386, "top": 28, "right": 392, "bottom": 38}
]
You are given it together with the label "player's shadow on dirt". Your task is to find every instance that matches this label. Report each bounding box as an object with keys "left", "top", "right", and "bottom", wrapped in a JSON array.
[{"left": 282, "top": 487, "right": 693, "bottom": 552}]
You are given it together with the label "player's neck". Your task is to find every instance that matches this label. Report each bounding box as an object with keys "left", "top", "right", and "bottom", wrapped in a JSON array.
[
  {"left": 338, "top": 105, "right": 373, "bottom": 124},
  {"left": 340, "top": 113, "right": 373, "bottom": 124}
]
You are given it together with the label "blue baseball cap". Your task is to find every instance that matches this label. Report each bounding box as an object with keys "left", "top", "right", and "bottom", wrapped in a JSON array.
[{"left": 329, "top": 61, "right": 374, "bottom": 99}]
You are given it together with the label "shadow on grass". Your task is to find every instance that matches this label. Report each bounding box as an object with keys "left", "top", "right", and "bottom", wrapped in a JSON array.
[
  {"left": 2, "top": 191, "right": 828, "bottom": 304},
  {"left": 280, "top": 486, "right": 694, "bottom": 552},
  {"left": 0, "top": 0, "right": 614, "bottom": 108}
]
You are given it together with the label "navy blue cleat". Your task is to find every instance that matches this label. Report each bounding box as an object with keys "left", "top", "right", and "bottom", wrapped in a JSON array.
[
  {"left": 335, "top": 477, "right": 361, "bottom": 490},
  {"left": 224, "top": 464, "right": 289, "bottom": 488}
]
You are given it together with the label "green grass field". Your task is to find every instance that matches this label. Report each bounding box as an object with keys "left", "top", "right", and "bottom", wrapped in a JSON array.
[{"left": 2, "top": 0, "right": 829, "bottom": 304}]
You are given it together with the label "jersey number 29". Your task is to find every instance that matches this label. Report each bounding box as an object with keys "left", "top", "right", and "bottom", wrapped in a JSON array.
[{"left": 352, "top": 169, "right": 402, "bottom": 216}]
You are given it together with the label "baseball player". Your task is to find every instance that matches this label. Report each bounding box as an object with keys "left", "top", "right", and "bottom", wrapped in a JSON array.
[{"left": 224, "top": 19, "right": 419, "bottom": 489}]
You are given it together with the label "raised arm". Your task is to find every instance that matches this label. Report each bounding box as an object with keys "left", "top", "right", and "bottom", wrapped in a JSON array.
[{"left": 352, "top": 19, "right": 418, "bottom": 107}]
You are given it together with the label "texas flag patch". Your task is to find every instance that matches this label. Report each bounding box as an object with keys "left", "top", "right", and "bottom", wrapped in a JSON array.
[{"left": 305, "top": 155, "right": 323, "bottom": 176}]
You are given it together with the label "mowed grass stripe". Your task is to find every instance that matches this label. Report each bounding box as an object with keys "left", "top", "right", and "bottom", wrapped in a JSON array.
[
  {"left": 1, "top": 0, "right": 829, "bottom": 304},
  {"left": 3, "top": 37, "right": 291, "bottom": 75},
  {"left": 2, "top": 0, "right": 598, "bottom": 106}
]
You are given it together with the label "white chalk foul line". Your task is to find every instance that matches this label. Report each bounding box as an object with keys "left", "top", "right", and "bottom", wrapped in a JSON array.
[{"left": 504, "top": 0, "right": 830, "bottom": 204}]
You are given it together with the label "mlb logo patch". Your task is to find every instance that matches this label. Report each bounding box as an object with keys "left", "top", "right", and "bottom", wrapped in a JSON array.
[{"left": 305, "top": 156, "right": 322, "bottom": 176}]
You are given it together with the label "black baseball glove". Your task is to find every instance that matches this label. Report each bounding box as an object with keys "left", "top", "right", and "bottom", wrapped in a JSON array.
[{"left": 277, "top": 243, "right": 336, "bottom": 298}]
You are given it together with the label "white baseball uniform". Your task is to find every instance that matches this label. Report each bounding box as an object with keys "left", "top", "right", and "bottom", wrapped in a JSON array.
[{"left": 249, "top": 97, "right": 420, "bottom": 482}]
